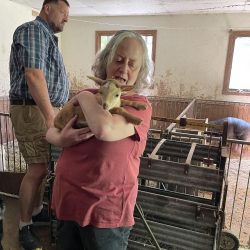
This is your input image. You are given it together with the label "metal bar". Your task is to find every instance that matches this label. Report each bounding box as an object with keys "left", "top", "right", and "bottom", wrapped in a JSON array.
[
  {"left": 128, "top": 239, "right": 164, "bottom": 250},
  {"left": 135, "top": 203, "right": 161, "bottom": 250},
  {"left": 138, "top": 185, "right": 215, "bottom": 206},
  {"left": 185, "top": 142, "right": 197, "bottom": 166},
  {"left": 227, "top": 138, "right": 250, "bottom": 145},
  {"left": 151, "top": 116, "right": 224, "bottom": 130},
  {"left": 0, "top": 113, "right": 9, "bottom": 117},
  {"left": 229, "top": 148, "right": 243, "bottom": 228},
  {"left": 136, "top": 190, "right": 218, "bottom": 232},
  {"left": 132, "top": 217, "right": 214, "bottom": 250},
  {"left": 140, "top": 157, "right": 223, "bottom": 193},
  {"left": 170, "top": 131, "right": 221, "bottom": 141},
  {"left": 239, "top": 170, "right": 250, "bottom": 238},
  {"left": 175, "top": 99, "right": 196, "bottom": 120},
  {"left": 149, "top": 139, "right": 166, "bottom": 159}
]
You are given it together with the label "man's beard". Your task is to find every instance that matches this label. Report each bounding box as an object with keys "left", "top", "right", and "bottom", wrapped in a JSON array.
[{"left": 50, "top": 22, "right": 64, "bottom": 33}]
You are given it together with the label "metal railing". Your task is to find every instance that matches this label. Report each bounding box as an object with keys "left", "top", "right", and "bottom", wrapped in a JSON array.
[
  {"left": 0, "top": 97, "right": 249, "bottom": 248},
  {"left": 0, "top": 112, "right": 27, "bottom": 173},
  {"left": 224, "top": 139, "right": 250, "bottom": 247}
]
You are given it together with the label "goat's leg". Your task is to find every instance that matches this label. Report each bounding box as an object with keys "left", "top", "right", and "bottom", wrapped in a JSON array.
[
  {"left": 54, "top": 103, "right": 88, "bottom": 129},
  {"left": 121, "top": 100, "right": 147, "bottom": 110},
  {"left": 73, "top": 106, "right": 88, "bottom": 128},
  {"left": 110, "top": 107, "right": 142, "bottom": 125}
]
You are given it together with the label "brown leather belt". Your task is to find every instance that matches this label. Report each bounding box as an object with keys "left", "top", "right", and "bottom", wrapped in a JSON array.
[
  {"left": 10, "top": 99, "right": 62, "bottom": 108},
  {"left": 10, "top": 99, "right": 36, "bottom": 105}
]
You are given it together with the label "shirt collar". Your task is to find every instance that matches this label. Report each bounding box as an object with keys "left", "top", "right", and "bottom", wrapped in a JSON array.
[{"left": 35, "top": 16, "right": 58, "bottom": 45}]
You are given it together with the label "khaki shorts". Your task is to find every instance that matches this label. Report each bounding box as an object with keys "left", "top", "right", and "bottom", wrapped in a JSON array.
[{"left": 10, "top": 105, "right": 59, "bottom": 164}]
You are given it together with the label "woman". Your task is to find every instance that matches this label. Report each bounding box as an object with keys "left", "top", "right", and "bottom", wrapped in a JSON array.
[{"left": 46, "top": 30, "right": 154, "bottom": 250}]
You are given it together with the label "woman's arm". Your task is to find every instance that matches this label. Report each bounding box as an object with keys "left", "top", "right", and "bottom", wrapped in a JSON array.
[
  {"left": 77, "top": 91, "right": 135, "bottom": 141},
  {"left": 46, "top": 115, "right": 94, "bottom": 147}
]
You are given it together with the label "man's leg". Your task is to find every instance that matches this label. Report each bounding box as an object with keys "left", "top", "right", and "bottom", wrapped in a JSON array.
[
  {"left": 31, "top": 177, "right": 50, "bottom": 225},
  {"left": 19, "top": 163, "right": 48, "bottom": 223},
  {"left": 18, "top": 163, "right": 47, "bottom": 250},
  {"left": 34, "top": 177, "right": 47, "bottom": 209},
  {"left": 10, "top": 105, "right": 49, "bottom": 249}
]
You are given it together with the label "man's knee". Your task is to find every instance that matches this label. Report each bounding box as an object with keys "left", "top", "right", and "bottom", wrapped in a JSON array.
[{"left": 26, "top": 163, "right": 48, "bottom": 180}]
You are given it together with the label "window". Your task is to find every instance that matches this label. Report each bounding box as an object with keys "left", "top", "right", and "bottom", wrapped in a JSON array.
[
  {"left": 95, "top": 30, "right": 157, "bottom": 63},
  {"left": 223, "top": 31, "right": 250, "bottom": 96}
]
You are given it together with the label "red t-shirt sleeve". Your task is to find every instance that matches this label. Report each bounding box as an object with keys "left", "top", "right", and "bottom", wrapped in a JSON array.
[
  {"left": 122, "top": 95, "right": 152, "bottom": 155},
  {"left": 123, "top": 95, "right": 152, "bottom": 139},
  {"left": 134, "top": 99, "right": 152, "bottom": 141}
]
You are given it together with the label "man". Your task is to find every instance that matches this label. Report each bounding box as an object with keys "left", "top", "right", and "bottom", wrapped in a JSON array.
[{"left": 9, "top": 0, "right": 70, "bottom": 249}]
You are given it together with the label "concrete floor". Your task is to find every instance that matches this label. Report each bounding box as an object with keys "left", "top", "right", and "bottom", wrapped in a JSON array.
[{"left": 1, "top": 196, "right": 55, "bottom": 250}]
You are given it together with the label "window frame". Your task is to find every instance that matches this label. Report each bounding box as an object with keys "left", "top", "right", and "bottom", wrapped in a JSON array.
[
  {"left": 95, "top": 30, "right": 157, "bottom": 63},
  {"left": 223, "top": 30, "right": 250, "bottom": 96}
]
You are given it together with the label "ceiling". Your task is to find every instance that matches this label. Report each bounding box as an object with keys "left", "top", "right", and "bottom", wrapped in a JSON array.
[{"left": 9, "top": 0, "right": 250, "bottom": 16}]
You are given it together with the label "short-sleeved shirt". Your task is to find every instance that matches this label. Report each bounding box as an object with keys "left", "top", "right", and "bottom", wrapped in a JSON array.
[
  {"left": 9, "top": 16, "right": 69, "bottom": 106},
  {"left": 52, "top": 93, "right": 152, "bottom": 228}
]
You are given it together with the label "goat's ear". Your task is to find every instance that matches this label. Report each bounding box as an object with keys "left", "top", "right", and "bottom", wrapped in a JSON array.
[
  {"left": 87, "top": 76, "right": 105, "bottom": 86},
  {"left": 121, "top": 86, "right": 134, "bottom": 91}
]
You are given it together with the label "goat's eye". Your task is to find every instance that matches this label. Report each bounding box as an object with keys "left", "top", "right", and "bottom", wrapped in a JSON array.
[{"left": 115, "top": 94, "right": 119, "bottom": 97}]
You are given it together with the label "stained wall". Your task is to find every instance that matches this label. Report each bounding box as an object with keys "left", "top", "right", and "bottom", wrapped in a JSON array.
[
  {"left": 2, "top": 2, "right": 250, "bottom": 103},
  {"left": 0, "top": 1, "right": 34, "bottom": 96},
  {"left": 61, "top": 14, "right": 250, "bottom": 103}
]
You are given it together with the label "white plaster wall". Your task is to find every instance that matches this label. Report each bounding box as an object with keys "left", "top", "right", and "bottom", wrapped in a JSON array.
[
  {"left": 0, "top": 0, "right": 34, "bottom": 96},
  {"left": 62, "top": 14, "right": 250, "bottom": 103},
  {"left": 1, "top": 3, "right": 250, "bottom": 103},
  {"left": 0, "top": 1, "right": 63, "bottom": 97}
]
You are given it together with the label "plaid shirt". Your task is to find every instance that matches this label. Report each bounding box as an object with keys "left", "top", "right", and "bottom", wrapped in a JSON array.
[{"left": 9, "top": 16, "right": 69, "bottom": 106}]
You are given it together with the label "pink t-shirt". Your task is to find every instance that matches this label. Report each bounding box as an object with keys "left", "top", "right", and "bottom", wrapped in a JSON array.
[{"left": 51, "top": 94, "right": 152, "bottom": 228}]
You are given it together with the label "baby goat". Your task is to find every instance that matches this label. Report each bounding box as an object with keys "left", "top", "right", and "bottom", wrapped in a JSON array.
[{"left": 54, "top": 76, "right": 147, "bottom": 130}]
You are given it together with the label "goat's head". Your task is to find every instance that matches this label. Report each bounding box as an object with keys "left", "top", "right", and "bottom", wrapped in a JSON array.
[{"left": 87, "top": 76, "right": 134, "bottom": 110}]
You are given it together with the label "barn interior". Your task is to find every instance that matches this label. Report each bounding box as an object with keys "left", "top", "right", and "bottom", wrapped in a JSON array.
[{"left": 1, "top": 0, "right": 250, "bottom": 249}]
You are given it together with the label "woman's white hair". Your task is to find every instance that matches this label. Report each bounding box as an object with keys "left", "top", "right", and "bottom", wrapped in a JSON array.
[{"left": 92, "top": 30, "right": 154, "bottom": 90}]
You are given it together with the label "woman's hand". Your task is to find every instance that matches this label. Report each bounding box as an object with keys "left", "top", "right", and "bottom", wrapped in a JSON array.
[{"left": 46, "top": 115, "right": 94, "bottom": 147}]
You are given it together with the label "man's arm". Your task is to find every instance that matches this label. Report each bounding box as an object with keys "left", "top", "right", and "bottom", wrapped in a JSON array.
[{"left": 25, "top": 68, "right": 54, "bottom": 128}]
